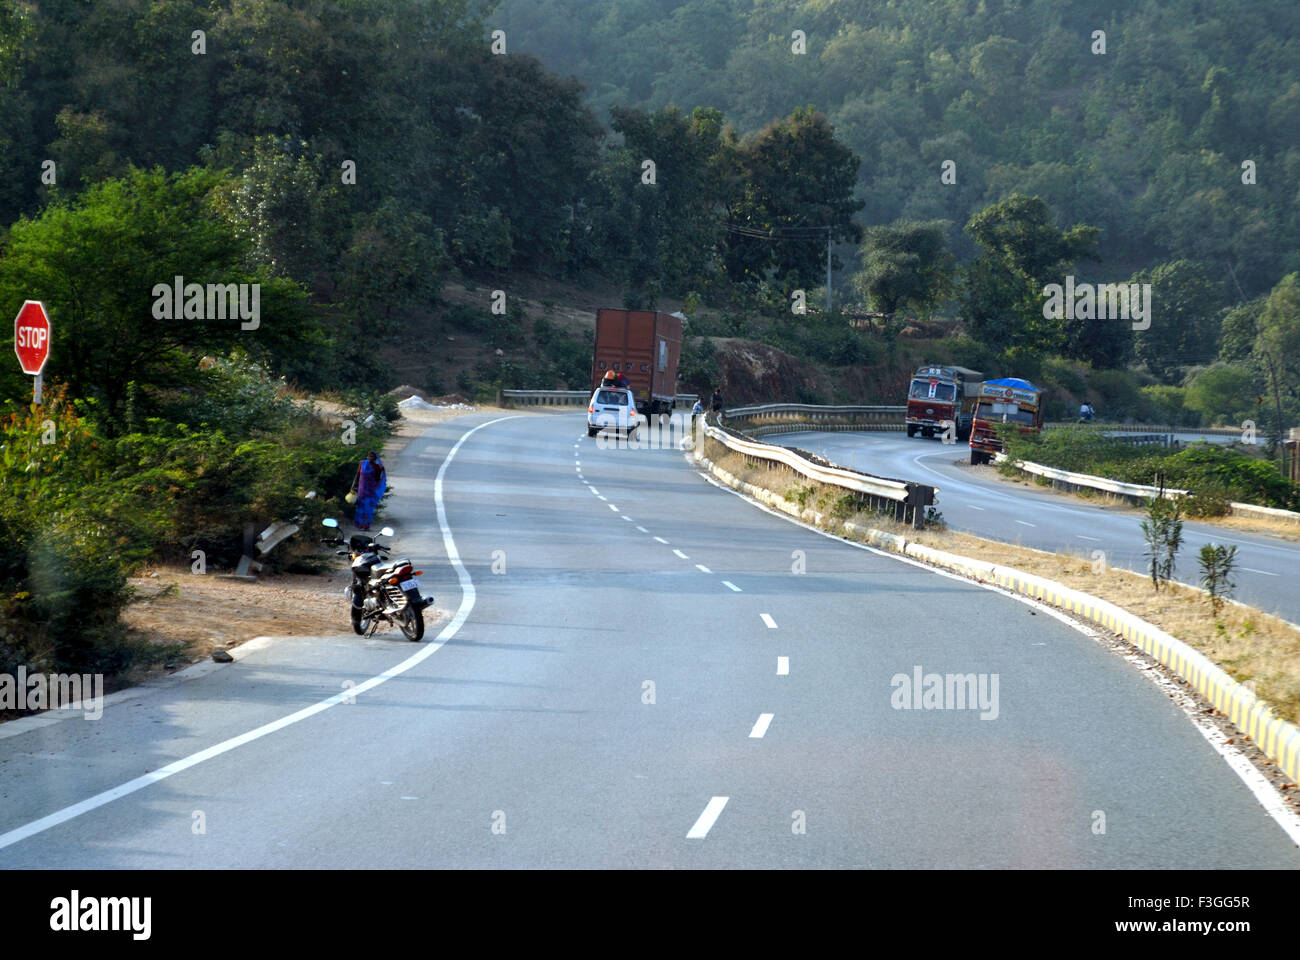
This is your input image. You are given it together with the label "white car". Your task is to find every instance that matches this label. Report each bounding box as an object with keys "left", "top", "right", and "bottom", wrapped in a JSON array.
[{"left": 587, "top": 387, "right": 641, "bottom": 437}]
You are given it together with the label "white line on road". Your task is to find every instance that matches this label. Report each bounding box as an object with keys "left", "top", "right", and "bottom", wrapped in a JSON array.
[
  {"left": 686, "top": 797, "right": 729, "bottom": 839},
  {"left": 673, "top": 549, "right": 689, "bottom": 559},
  {"left": 760, "top": 613, "right": 777, "bottom": 629},
  {"left": 1015, "top": 520, "right": 1036, "bottom": 527},
  {"left": 722, "top": 581, "right": 742, "bottom": 592},
  {"left": 695, "top": 564, "right": 711, "bottom": 573},
  {"left": 588, "top": 487, "right": 599, "bottom": 495},
  {"left": 967, "top": 504, "right": 985, "bottom": 511},
  {"left": 609, "top": 504, "right": 619, "bottom": 511},
  {"left": 777, "top": 656, "right": 789, "bottom": 675},
  {"left": 0, "top": 414, "right": 519, "bottom": 853},
  {"left": 654, "top": 536, "right": 668, "bottom": 544},
  {"left": 598, "top": 495, "right": 607, "bottom": 501},
  {"left": 636, "top": 526, "right": 648, "bottom": 533},
  {"left": 1077, "top": 535, "right": 1101, "bottom": 541},
  {"left": 749, "top": 713, "right": 774, "bottom": 738},
  {"left": 622, "top": 516, "right": 632, "bottom": 521},
  {"left": 1241, "top": 567, "right": 1279, "bottom": 576}
]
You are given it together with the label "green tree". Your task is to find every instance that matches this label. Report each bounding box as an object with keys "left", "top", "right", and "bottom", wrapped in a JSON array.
[
  {"left": 0, "top": 167, "right": 314, "bottom": 424},
  {"left": 339, "top": 199, "right": 449, "bottom": 332},
  {"left": 962, "top": 195, "right": 1099, "bottom": 360},
  {"left": 1254, "top": 273, "right": 1300, "bottom": 453},
  {"left": 1132, "top": 260, "right": 1224, "bottom": 383},
  {"left": 723, "top": 106, "right": 863, "bottom": 296},
  {"left": 851, "top": 219, "right": 955, "bottom": 319}
]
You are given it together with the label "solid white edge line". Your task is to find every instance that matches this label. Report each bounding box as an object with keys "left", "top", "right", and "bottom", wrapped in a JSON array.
[
  {"left": 777, "top": 656, "right": 789, "bottom": 676},
  {"left": 694, "top": 464, "right": 1300, "bottom": 848},
  {"left": 686, "top": 796, "right": 729, "bottom": 839},
  {"left": 760, "top": 613, "right": 777, "bottom": 629},
  {"left": 0, "top": 415, "right": 519, "bottom": 853}
]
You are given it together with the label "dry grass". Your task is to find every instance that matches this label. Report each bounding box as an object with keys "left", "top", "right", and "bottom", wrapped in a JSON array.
[{"left": 704, "top": 440, "right": 1300, "bottom": 724}]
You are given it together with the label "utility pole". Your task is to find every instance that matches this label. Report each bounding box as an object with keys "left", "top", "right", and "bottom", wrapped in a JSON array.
[{"left": 825, "top": 226, "right": 832, "bottom": 313}]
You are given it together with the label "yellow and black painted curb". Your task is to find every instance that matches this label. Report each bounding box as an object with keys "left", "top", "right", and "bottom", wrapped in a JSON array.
[{"left": 700, "top": 455, "right": 1300, "bottom": 785}]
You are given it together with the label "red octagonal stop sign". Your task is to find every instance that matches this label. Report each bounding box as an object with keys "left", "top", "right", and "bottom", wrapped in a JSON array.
[{"left": 13, "top": 300, "right": 52, "bottom": 375}]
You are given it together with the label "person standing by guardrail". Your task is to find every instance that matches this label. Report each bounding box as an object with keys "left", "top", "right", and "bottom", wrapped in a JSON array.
[{"left": 711, "top": 387, "right": 725, "bottom": 418}]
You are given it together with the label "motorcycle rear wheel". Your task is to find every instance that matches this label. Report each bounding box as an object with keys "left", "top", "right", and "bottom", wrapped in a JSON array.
[
  {"left": 399, "top": 605, "right": 424, "bottom": 641},
  {"left": 350, "top": 605, "right": 365, "bottom": 635}
]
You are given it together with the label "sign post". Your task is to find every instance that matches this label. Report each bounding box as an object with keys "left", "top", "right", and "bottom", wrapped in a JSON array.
[{"left": 13, "top": 300, "right": 52, "bottom": 404}]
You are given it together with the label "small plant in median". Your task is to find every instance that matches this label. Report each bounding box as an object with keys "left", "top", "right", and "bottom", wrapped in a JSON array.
[
  {"left": 1198, "top": 543, "right": 1238, "bottom": 615},
  {"left": 1140, "top": 495, "right": 1184, "bottom": 591}
]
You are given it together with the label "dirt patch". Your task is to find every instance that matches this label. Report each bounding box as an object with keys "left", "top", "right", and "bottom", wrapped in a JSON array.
[{"left": 122, "top": 565, "right": 352, "bottom": 665}]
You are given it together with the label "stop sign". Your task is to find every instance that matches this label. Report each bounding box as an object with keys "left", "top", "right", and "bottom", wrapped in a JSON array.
[{"left": 13, "top": 300, "right": 51, "bottom": 375}]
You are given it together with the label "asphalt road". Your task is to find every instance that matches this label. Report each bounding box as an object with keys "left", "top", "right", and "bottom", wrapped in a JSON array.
[
  {"left": 1, "top": 412, "right": 1297, "bottom": 868},
  {"left": 779, "top": 430, "right": 1300, "bottom": 624}
]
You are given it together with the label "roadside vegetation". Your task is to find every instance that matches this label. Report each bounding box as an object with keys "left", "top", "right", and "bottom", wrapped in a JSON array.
[{"left": 997, "top": 426, "right": 1300, "bottom": 512}]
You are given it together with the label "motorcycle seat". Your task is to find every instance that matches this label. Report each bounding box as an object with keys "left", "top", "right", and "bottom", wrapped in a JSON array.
[{"left": 372, "top": 558, "right": 411, "bottom": 576}]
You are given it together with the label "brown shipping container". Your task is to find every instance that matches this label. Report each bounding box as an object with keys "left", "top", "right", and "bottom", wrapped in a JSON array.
[{"left": 590, "top": 309, "right": 682, "bottom": 414}]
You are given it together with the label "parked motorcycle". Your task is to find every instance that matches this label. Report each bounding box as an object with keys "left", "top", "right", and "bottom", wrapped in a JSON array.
[{"left": 321, "top": 518, "right": 434, "bottom": 640}]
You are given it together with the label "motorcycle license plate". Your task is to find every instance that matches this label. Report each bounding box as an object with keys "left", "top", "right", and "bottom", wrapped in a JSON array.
[{"left": 399, "top": 578, "right": 421, "bottom": 591}]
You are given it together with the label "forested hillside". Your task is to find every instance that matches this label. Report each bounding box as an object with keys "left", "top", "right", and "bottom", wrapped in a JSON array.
[{"left": 497, "top": 0, "right": 1300, "bottom": 296}]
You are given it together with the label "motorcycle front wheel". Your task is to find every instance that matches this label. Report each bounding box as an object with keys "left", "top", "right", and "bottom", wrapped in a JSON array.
[{"left": 399, "top": 605, "right": 424, "bottom": 641}]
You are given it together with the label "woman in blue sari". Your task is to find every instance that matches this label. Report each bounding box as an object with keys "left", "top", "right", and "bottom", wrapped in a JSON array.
[{"left": 352, "top": 450, "right": 387, "bottom": 530}]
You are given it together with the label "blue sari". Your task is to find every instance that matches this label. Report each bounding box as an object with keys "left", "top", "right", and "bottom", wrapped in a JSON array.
[{"left": 354, "top": 458, "right": 386, "bottom": 527}]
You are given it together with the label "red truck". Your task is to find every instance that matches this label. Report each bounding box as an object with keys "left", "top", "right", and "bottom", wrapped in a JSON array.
[
  {"left": 905, "top": 365, "right": 983, "bottom": 440},
  {"left": 590, "top": 309, "right": 682, "bottom": 415}
]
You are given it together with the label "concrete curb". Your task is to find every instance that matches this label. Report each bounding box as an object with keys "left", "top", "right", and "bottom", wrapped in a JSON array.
[{"left": 700, "top": 456, "right": 1300, "bottom": 785}]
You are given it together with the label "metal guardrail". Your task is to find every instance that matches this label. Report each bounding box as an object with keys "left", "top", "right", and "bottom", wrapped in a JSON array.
[
  {"left": 998, "top": 454, "right": 1300, "bottom": 522},
  {"left": 996, "top": 453, "right": 1187, "bottom": 503},
  {"left": 500, "top": 389, "right": 698, "bottom": 409},
  {"left": 701, "top": 414, "right": 935, "bottom": 528},
  {"left": 1044, "top": 421, "right": 1241, "bottom": 436}
]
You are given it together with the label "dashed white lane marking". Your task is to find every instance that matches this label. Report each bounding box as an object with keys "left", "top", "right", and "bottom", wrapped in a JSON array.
[
  {"left": 686, "top": 797, "right": 729, "bottom": 839},
  {"left": 598, "top": 495, "right": 607, "bottom": 501},
  {"left": 1241, "top": 567, "right": 1279, "bottom": 576},
  {"left": 622, "top": 515, "right": 632, "bottom": 521},
  {"left": 722, "top": 581, "right": 742, "bottom": 592},
  {"left": 1077, "top": 535, "right": 1101, "bottom": 541},
  {"left": 967, "top": 504, "right": 985, "bottom": 510},
  {"left": 695, "top": 564, "right": 711, "bottom": 573},
  {"left": 608, "top": 504, "right": 619, "bottom": 511},
  {"left": 636, "top": 526, "right": 648, "bottom": 533},
  {"left": 589, "top": 487, "right": 599, "bottom": 495},
  {"left": 749, "top": 714, "right": 774, "bottom": 738},
  {"left": 673, "top": 549, "right": 689, "bottom": 559},
  {"left": 760, "top": 613, "right": 777, "bottom": 629},
  {"left": 777, "top": 656, "right": 789, "bottom": 676},
  {"left": 654, "top": 536, "right": 668, "bottom": 544},
  {"left": 1015, "top": 520, "right": 1036, "bottom": 527}
]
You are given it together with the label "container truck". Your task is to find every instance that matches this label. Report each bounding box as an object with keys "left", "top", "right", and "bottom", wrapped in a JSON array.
[
  {"left": 590, "top": 308, "right": 682, "bottom": 415},
  {"left": 905, "top": 365, "right": 983, "bottom": 440},
  {"left": 968, "top": 378, "right": 1045, "bottom": 465}
]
